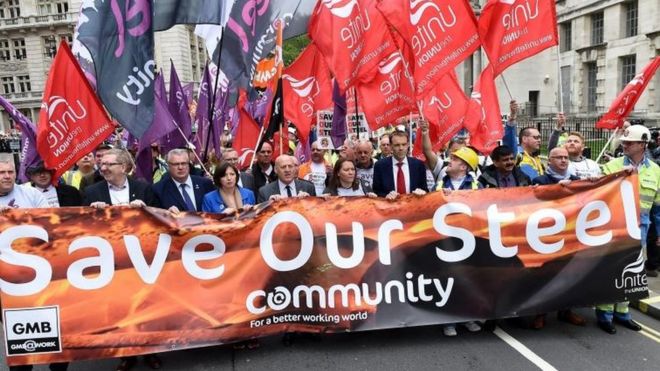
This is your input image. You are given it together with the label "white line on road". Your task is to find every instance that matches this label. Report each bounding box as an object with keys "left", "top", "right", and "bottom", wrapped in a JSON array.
[{"left": 493, "top": 327, "right": 558, "bottom": 371}]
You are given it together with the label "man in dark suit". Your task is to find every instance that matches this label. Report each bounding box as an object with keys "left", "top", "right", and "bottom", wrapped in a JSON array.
[
  {"left": 257, "top": 155, "right": 316, "bottom": 203},
  {"left": 27, "top": 162, "right": 82, "bottom": 207},
  {"left": 251, "top": 141, "right": 277, "bottom": 191},
  {"left": 152, "top": 148, "right": 215, "bottom": 212},
  {"left": 83, "top": 149, "right": 159, "bottom": 208},
  {"left": 79, "top": 143, "right": 112, "bottom": 194},
  {"left": 372, "top": 131, "right": 428, "bottom": 199}
]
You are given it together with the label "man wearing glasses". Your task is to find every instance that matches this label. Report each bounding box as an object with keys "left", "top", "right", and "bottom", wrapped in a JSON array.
[
  {"left": 83, "top": 149, "right": 158, "bottom": 209},
  {"left": 502, "top": 100, "right": 546, "bottom": 179},
  {"left": 152, "top": 148, "right": 215, "bottom": 212}
]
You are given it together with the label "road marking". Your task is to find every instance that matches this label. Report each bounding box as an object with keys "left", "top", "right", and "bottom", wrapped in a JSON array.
[
  {"left": 493, "top": 327, "right": 558, "bottom": 371},
  {"left": 639, "top": 330, "right": 660, "bottom": 343},
  {"left": 639, "top": 323, "right": 660, "bottom": 338}
]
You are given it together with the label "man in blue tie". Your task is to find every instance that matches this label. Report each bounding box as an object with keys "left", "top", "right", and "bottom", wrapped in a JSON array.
[{"left": 152, "top": 148, "right": 215, "bottom": 212}]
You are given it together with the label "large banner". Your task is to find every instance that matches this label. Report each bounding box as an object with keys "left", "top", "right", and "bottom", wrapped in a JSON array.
[{"left": 0, "top": 174, "right": 648, "bottom": 365}]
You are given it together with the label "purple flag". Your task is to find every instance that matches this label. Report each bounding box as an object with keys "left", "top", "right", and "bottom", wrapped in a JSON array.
[
  {"left": 135, "top": 73, "right": 178, "bottom": 183},
  {"left": 211, "top": 88, "right": 229, "bottom": 158},
  {"left": 183, "top": 82, "right": 194, "bottom": 105},
  {"left": 193, "top": 65, "right": 212, "bottom": 158},
  {"left": 331, "top": 80, "right": 347, "bottom": 148},
  {"left": 163, "top": 61, "right": 192, "bottom": 153},
  {"left": 294, "top": 140, "right": 311, "bottom": 165},
  {"left": 0, "top": 95, "right": 40, "bottom": 182}
]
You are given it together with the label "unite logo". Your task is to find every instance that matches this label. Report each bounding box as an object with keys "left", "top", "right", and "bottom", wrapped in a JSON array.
[
  {"left": 501, "top": 0, "right": 539, "bottom": 30},
  {"left": 615, "top": 250, "right": 648, "bottom": 294},
  {"left": 429, "top": 93, "right": 452, "bottom": 112},
  {"left": 377, "top": 53, "right": 407, "bottom": 105},
  {"left": 41, "top": 96, "right": 88, "bottom": 149},
  {"left": 283, "top": 75, "right": 319, "bottom": 99},
  {"left": 239, "top": 149, "right": 255, "bottom": 169},
  {"left": 323, "top": 0, "right": 359, "bottom": 18},
  {"left": 409, "top": 0, "right": 440, "bottom": 26}
]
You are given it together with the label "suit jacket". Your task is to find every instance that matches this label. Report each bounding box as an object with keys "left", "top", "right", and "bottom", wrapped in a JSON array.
[
  {"left": 257, "top": 179, "right": 316, "bottom": 203},
  {"left": 83, "top": 178, "right": 159, "bottom": 207},
  {"left": 372, "top": 156, "right": 429, "bottom": 197},
  {"left": 56, "top": 184, "right": 83, "bottom": 207},
  {"left": 239, "top": 171, "right": 257, "bottom": 195},
  {"left": 152, "top": 175, "right": 215, "bottom": 212}
]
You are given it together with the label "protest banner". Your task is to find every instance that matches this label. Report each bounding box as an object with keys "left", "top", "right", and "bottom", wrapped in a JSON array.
[
  {"left": 0, "top": 173, "right": 647, "bottom": 365},
  {"left": 346, "top": 113, "right": 370, "bottom": 142},
  {"left": 316, "top": 110, "right": 335, "bottom": 150}
]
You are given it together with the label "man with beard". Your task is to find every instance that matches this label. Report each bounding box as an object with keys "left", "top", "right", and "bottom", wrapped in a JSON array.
[
  {"left": 596, "top": 125, "right": 660, "bottom": 333},
  {"left": 373, "top": 131, "right": 428, "bottom": 199},
  {"left": 355, "top": 141, "right": 375, "bottom": 189},
  {"left": 27, "top": 162, "right": 81, "bottom": 207},
  {"left": 503, "top": 101, "right": 545, "bottom": 179},
  {"left": 548, "top": 114, "right": 601, "bottom": 179},
  {"left": 478, "top": 145, "right": 531, "bottom": 188},
  {"left": 298, "top": 141, "right": 332, "bottom": 196}
]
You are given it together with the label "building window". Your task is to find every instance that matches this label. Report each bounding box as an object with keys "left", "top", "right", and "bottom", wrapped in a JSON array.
[
  {"left": 620, "top": 55, "right": 636, "bottom": 90},
  {"left": 43, "top": 36, "right": 57, "bottom": 57},
  {"left": 624, "top": 1, "right": 638, "bottom": 37},
  {"left": 591, "top": 12, "right": 604, "bottom": 45},
  {"left": 560, "top": 22, "right": 571, "bottom": 52},
  {"left": 6, "top": 0, "right": 20, "bottom": 18},
  {"left": 586, "top": 63, "right": 598, "bottom": 112},
  {"left": 38, "top": 0, "right": 68, "bottom": 15},
  {"left": 1, "top": 76, "right": 15, "bottom": 94},
  {"left": 0, "top": 40, "right": 10, "bottom": 61},
  {"left": 16, "top": 75, "right": 30, "bottom": 92},
  {"left": 12, "top": 38, "right": 26, "bottom": 60}
]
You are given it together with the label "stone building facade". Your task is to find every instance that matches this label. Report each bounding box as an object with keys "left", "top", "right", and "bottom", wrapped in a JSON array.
[{"left": 0, "top": 0, "right": 208, "bottom": 132}]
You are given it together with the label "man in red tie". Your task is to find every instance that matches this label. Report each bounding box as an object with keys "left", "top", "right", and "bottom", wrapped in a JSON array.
[{"left": 372, "top": 131, "right": 428, "bottom": 199}]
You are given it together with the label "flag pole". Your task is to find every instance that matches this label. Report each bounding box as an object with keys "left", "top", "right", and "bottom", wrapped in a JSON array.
[
  {"left": 499, "top": 72, "right": 514, "bottom": 101},
  {"left": 172, "top": 119, "right": 212, "bottom": 178},
  {"left": 203, "top": 27, "right": 225, "bottom": 164},
  {"left": 555, "top": 45, "right": 564, "bottom": 114},
  {"left": 249, "top": 125, "right": 266, "bottom": 169},
  {"left": 595, "top": 128, "right": 618, "bottom": 164}
]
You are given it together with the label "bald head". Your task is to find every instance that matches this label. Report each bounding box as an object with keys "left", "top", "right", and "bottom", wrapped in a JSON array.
[
  {"left": 548, "top": 147, "right": 569, "bottom": 174},
  {"left": 275, "top": 155, "right": 296, "bottom": 184},
  {"left": 356, "top": 141, "right": 373, "bottom": 167}
]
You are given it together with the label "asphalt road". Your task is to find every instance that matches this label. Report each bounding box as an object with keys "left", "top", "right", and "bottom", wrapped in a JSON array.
[{"left": 2, "top": 307, "right": 659, "bottom": 371}]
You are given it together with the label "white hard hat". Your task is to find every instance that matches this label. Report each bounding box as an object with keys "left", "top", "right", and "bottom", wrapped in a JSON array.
[{"left": 620, "top": 125, "right": 651, "bottom": 142}]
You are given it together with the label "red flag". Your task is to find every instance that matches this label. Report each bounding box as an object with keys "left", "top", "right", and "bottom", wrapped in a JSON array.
[
  {"left": 464, "top": 65, "right": 502, "bottom": 155},
  {"left": 233, "top": 91, "right": 261, "bottom": 170},
  {"left": 377, "top": 0, "right": 480, "bottom": 96},
  {"left": 37, "top": 41, "right": 115, "bottom": 183},
  {"left": 478, "top": 0, "right": 558, "bottom": 76},
  {"left": 309, "top": 0, "right": 398, "bottom": 92},
  {"left": 596, "top": 57, "right": 660, "bottom": 129},
  {"left": 283, "top": 43, "right": 333, "bottom": 144},
  {"left": 414, "top": 72, "right": 469, "bottom": 157},
  {"left": 356, "top": 50, "right": 416, "bottom": 130}
]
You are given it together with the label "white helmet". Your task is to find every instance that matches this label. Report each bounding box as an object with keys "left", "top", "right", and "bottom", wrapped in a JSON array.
[{"left": 620, "top": 125, "right": 651, "bottom": 142}]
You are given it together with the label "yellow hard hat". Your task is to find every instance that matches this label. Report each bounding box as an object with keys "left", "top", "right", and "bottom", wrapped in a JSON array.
[{"left": 452, "top": 147, "right": 479, "bottom": 172}]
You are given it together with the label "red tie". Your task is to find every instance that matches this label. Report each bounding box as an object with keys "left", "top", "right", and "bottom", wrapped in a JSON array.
[{"left": 396, "top": 162, "right": 405, "bottom": 194}]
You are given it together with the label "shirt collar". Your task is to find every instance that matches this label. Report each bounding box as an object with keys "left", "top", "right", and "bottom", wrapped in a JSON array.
[
  {"left": 393, "top": 156, "right": 408, "bottom": 166},
  {"left": 623, "top": 155, "right": 650, "bottom": 168},
  {"left": 172, "top": 176, "right": 193, "bottom": 189},
  {"left": 108, "top": 178, "right": 129, "bottom": 191}
]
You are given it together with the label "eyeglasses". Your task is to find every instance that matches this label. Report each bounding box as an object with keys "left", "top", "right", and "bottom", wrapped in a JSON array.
[
  {"left": 100, "top": 162, "right": 122, "bottom": 167},
  {"left": 167, "top": 162, "right": 189, "bottom": 168}
]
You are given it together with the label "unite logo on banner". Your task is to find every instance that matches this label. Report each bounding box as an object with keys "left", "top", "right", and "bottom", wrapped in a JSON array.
[
  {"left": 615, "top": 250, "right": 648, "bottom": 294},
  {"left": 41, "top": 97, "right": 87, "bottom": 155},
  {"left": 310, "top": 0, "right": 396, "bottom": 90},
  {"left": 377, "top": 0, "right": 480, "bottom": 96},
  {"left": 478, "top": 0, "right": 557, "bottom": 76},
  {"left": 419, "top": 72, "right": 468, "bottom": 150}
]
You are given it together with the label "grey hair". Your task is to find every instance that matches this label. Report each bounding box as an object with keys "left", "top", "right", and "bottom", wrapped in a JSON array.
[
  {"left": 166, "top": 148, "right": 190, "bottom": 162},
  {"left": 105, "top": 148, "right": 133, "bottom": 167},
  {"left": 0, "top": 153, "right": 15, "bottom": 168}
]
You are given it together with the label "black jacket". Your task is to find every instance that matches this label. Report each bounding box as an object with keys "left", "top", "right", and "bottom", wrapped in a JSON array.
[
  {"left": 532, "top": 173, "right": 580, "bottom": 185},
  {"left": 478, "top": 165, "right": 532, "bottom": 188},
  {"left": 83, "top": 178, "right": 159, "bottom": 207}
]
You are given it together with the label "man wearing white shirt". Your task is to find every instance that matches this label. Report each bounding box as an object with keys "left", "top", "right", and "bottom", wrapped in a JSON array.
[
  {"left": 372, "top": 131, "right": 428, "bottom": 199},
  {"left": 0, "top": 154, "right": 48, "bottom": 211},
  {"left": 257, "top": 155, "right": 316, "bottom": 203}
]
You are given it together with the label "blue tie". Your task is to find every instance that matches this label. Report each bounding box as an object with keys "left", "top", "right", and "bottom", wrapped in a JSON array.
[{"left": 180, "top": 184, "right": 196, "bottom": 211}]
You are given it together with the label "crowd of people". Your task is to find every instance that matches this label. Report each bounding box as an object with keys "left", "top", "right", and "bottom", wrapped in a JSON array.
[{"left": 1, "top": 101, "right": 659, "bottom": 371}]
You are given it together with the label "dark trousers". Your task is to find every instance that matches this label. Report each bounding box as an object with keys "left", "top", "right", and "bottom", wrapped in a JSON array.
[
  {"left": 9, "top": 363, "right": 68, "bottom": 371},
  {"left": 646, "top": 221, "right": 659, "bottom": 270}
]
